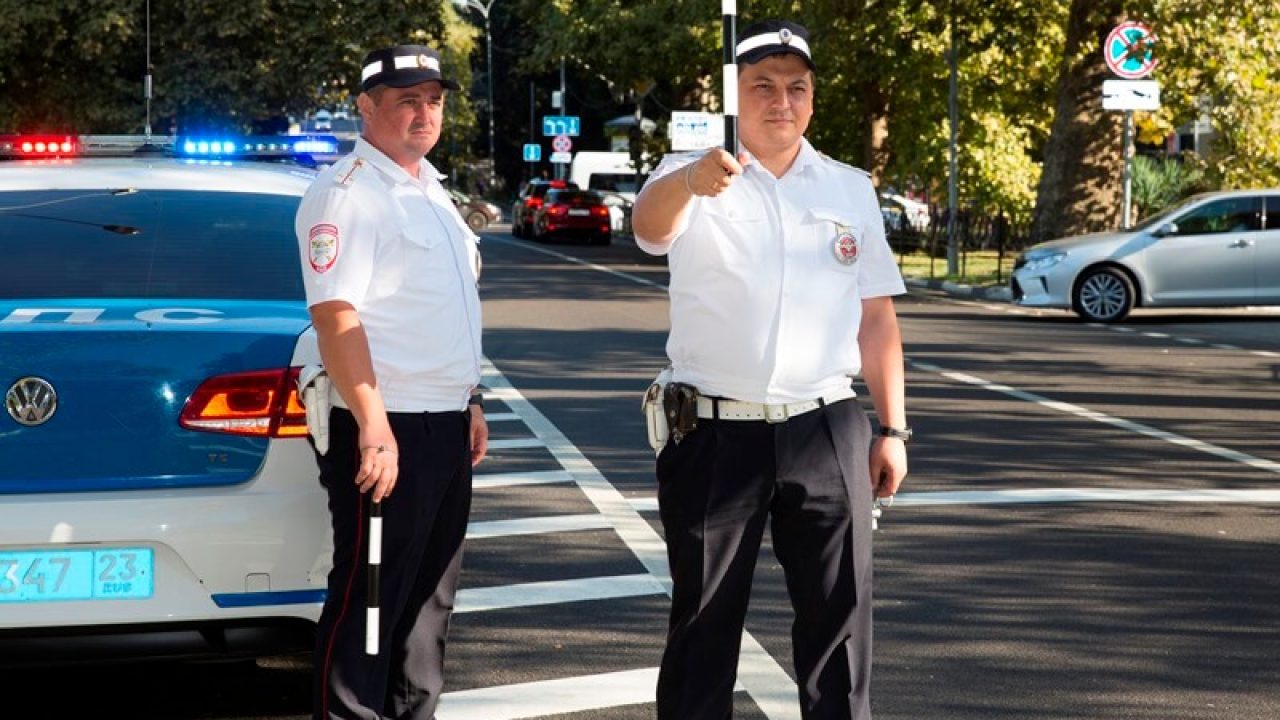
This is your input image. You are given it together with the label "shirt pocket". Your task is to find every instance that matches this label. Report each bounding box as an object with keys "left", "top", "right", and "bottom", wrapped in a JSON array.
[{"left": 805, "top": 207, "right": 864, "bottom": 274}]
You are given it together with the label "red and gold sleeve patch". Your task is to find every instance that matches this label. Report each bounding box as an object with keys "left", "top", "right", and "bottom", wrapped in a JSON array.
[{"left": 308, "top": 223, "right": 340, "bottom": 273}]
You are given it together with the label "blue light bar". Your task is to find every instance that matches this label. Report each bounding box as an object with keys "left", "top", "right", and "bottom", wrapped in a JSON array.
[{"left": 176, "top": 135, "right": 339, "bottom": 158}]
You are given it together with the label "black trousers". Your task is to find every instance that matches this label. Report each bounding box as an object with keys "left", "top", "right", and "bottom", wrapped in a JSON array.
[
  {"left": 655, "top": 399, "right": 875, "bottom": 720},
  {"left": 313, "top": 408, "right": 472, "bottom": 720}
]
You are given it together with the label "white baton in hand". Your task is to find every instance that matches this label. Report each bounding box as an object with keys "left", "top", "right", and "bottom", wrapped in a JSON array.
[{"left": 365, "top": 498, "right": 382, "bottom": 655}]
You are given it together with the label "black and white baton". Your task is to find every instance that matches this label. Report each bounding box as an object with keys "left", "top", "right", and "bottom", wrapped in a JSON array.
[
  {"left": 365, "top": 497, "right": 382, "bottom": 655},
  {"left": 721, "top": 0, "right": 738, "bottom": 154}
]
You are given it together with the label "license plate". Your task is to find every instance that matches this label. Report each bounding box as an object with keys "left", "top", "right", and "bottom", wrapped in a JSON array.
[
  {"left": 0, "top": 548, "right": 154, "bottom": 602},
  {"left": 568, "top": 208, "right": 590, "bottom": 216}
]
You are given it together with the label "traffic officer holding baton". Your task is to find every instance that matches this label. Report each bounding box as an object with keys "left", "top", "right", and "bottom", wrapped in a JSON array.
[
  {"left": 296, "top": 43, "right": 488, "bottom": 720},
  {"left": 632, "top": 19, "right": 909, "bottom": 720}
]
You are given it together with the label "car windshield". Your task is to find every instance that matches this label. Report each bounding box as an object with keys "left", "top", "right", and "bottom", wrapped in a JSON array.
[
  {"left": 1, "top": 189, "right": 304, "bottom": 300},
  {"left": 1131, "top": 192, "right": 1215, "bottom": 232}
]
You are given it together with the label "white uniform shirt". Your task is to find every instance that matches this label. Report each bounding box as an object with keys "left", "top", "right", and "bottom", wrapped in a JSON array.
[
  {"left": 296, "top": 137, "right": 483, "bottom": 412},
  {"left": 636, "top": 138, "right": 905, "bottom": 405}
]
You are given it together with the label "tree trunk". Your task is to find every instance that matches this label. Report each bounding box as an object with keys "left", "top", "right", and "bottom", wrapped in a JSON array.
[
  {"left": 863, "top": 80, "right": 890, "bottom": 187},
  {"left": 1031, "top": 0, "right": 1133, "bottom": 243}
]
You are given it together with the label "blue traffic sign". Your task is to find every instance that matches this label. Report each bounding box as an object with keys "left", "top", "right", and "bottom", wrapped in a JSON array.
[
  {"left": 542, "top": 115, "right": 580, "bottom": 137},
  {"left": 1104, "top": 21, "right": 1157, "bottom": 80},
  {"left": 522, "top": 143, "right": 542, "bottom": 162}
]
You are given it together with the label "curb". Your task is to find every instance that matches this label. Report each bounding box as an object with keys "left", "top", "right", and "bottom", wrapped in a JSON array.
[{"left": 904, "top": 277, "right": 1013, "bottom": 302}]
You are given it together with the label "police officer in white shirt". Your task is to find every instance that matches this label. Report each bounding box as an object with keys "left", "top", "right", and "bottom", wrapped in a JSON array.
[
  {"left": 295, "top": 43, "right": 488, "bottom": 720},
  {"left": 632, "top": 20, "right": 908, "bottom": 720}
]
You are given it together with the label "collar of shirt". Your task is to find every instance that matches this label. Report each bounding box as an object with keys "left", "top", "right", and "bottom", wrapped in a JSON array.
[
  {"left": 353, "top": 137, "right": 447, "bottom": 186},
  {"left": 741, "top": 137, "right": 823, "bottom": 182}
]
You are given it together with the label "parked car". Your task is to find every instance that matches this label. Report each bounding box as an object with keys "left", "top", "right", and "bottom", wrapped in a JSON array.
[
  {"left": 0, "top": 133, "right": 331, "bottom": 664},
  {"left": 511, "top": 179, "right": 578, "bottom": 238},
  {"left": 448, "top": 188, "right": 502, "bottom": 231},
  {"left": 599, "top": 191, "right": 633, "bottom": 234},
  {"left": 1011, "top": 189, "right": 1280, "bottom": 322},
  {"left": 879, "top": 193, "right": 930, "bottom": 232},
  {"left": 530, "top": 189, "right": 612, "bottom": 245}
]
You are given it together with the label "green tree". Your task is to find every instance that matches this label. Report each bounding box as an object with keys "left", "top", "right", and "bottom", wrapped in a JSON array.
[{"left": 0, "top": 0, "right": 477, "bottom": 163}]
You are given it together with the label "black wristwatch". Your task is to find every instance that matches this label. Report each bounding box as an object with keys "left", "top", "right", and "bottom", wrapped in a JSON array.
[
  {"left": 468, "top": 393, "right": 484, "bottom": 409},
  {"left": 879, "top": 425, "right": 912, "bottom": 444}
]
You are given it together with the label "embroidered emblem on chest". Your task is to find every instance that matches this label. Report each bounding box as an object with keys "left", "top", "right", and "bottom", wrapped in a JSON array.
[{"left": 832, "top": 224, "right": 860, "bottom": 265}]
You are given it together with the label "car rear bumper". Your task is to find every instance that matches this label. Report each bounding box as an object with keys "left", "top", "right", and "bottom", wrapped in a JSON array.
[{"left": 0, "top": 439, "right": 330, "bottom": 654}]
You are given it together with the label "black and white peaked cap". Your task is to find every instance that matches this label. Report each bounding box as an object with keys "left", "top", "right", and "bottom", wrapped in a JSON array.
[
  {"left": 360, "top": 44, "right": 461, "bottom": 93},
  {"left": 735, "top": 20, "right": 816, "bottom": 71}
]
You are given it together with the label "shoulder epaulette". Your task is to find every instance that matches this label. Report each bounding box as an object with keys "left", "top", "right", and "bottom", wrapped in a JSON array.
[
  {"left": 819, "top": 152, "right": 871, "bottom": 179},
  {"left": 332, "top": 156, "right": 366, "bottom": 188}
]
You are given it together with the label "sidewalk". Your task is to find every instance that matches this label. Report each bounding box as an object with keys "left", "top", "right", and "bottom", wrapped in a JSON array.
[{"left": 904, "top": 276, "right": 1013, "bottom": 302}]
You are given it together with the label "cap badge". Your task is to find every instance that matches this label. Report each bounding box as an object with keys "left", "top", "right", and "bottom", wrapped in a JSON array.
[
  {"left": 779, "top": 28, "right": 793, "bottom": 45},
  {"left": 417, "top": 54, "right": 431, "bottom": 69},
  {"left": 832, "top": 224, "right": 859, "bottom": 265},
  {"left": 309, "top": 223, "right": 340, "bottom": 274}
]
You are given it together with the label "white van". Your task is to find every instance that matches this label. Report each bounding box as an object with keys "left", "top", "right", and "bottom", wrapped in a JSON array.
[{"left": 570, "top": 151, "right": 649, "bottom": 200}]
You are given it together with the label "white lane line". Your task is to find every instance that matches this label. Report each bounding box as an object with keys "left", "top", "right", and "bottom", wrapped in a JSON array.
[
  {"left": 1213, "top": 343, "right": 1240, "bottom": 351},
  {"left": 629, "top": 489, "right": 1280, "bottom": 512},
  {"left": 457, "top": 573, "right": 665, "bottom": 614},
  {"left": 910, "top": 360, "right": 1280, "bottom": 476},
  {"left": 438, "top": 667, "right": 660, "bottom": 720},
  {"left": 467, "top": 513, "right": 613, "bottom": 539},
  {"left": 487, "top": 437, "right": 546, "bottom": 450},
  {"left": 482, "top": 412, "right": 520, "bottom": 422},
  {"left": 487, "top": 235, "right": 669, "bottom": 290},
  {"left": 1257, "top": 350, "right": 1279, "bottom": 358},
  {"left": 481, "top": 359, "right": 802, "bottom": 719},
  {"left": 472, "top": 470, "right": 573, "bottom": 489},
  {"left": 1176, "top": 337, "right": 1204, "bottom": 345},
  {"left": 1143, "top": 331, "right": 1170, "bottom": 338}
]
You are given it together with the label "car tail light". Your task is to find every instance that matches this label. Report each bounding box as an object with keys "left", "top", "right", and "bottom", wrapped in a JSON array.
[
  {"left": 0, "top": 135, "right": 78, "bottom": 158},
  {"left": 591, "top": 206, "right": 608, "bottom": 217},
  {"left": 524, "top": 197, "right": 543, "bottom": 209},
  {"left": 179, "top": 368, "right": 308, "bottom": 438},
  {"left": 547, "top": 204, "right": 567, "bottom": 216}
]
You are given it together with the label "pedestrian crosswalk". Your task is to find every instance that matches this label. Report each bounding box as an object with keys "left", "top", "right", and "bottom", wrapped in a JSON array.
[{"left": 436, "top": 359, "right": 801, "bottom": 720}]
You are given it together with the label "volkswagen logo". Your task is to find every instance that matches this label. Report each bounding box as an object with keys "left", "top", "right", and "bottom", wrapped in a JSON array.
[{"left": 6, "top": 377, "right": 58, "bottom": 426}]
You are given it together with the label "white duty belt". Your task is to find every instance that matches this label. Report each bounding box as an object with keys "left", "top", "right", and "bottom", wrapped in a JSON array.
[{"left": 695, "top": 386, "right": 857, "bottom": 423}]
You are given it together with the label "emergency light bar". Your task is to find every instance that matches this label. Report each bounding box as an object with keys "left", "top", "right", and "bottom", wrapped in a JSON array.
[
  {"left": 0, "top": 135, "right": 78, "bottom": 158},
  {"left": 1, "top": 134, "right": 340, "bottom": 161}
]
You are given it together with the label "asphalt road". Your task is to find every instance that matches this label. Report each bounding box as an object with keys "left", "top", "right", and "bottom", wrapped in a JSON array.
[{"left": 15, "top": 226, "right": 1280, "bottom": 719}]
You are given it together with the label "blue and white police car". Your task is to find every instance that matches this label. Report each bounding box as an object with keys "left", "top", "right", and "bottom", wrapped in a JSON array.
[{"left": 0, "top": 133, "right": 336, "bottom": 663}]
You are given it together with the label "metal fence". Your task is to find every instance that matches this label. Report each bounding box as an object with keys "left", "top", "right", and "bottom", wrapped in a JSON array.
[{"left": 886, "top": 206, "right": 1035, "bottom": 283}]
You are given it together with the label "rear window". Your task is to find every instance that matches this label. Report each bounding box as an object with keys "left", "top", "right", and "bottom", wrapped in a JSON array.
[
  {"left": 0, "top": 189, "right": 304, "bottom": 300},
  {"left": 587, "top": 173, "right": 646, "bottom": 194},
  {"left": 547, "top": 190, "right": 601, "bottom": 204}
]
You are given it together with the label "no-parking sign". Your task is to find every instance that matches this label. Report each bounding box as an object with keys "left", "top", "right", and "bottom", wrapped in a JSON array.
[{"left": 1104, "top": 21, "right": 1157, "bottom": 79}]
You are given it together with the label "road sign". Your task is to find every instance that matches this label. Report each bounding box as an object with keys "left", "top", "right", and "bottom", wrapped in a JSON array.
[
  {"left": 549, "top": 151, "right": 573, "bottom": 164},
  {"left": 542, "top": 115, "right": 580, "bottom": 137},
  {"left": 522, "top": 143, "right": 542, "bottom": 162},
  {"left": 670, "top": 111, "right": 725, "bottom": 151},
  {"left": 552, "top": 134, "right": 572, "bottom": 153},
  {"left": 1102, "top": 80, "right": 1161, "bottom": 111},
  {"left": 1104, "top": 21, "right": 1157, "bottom": 79}
]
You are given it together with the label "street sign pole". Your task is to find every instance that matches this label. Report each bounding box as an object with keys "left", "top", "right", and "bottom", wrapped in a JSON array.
[{"left": 1122, "top": 110, "right": 1133, "bottom": 229}]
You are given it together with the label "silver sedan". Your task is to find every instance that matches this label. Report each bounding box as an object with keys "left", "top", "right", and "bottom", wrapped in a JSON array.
[{"left": 1011, "top": 189, "right": 1280, "bottom": 322}]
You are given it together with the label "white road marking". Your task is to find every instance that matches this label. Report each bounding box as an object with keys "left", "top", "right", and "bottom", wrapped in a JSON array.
[
  {"left": 910, "top": 360, "right": 1280, "bottom": 476},
  {"left": 438, "top": 667, "right": 661, "bottom": 720},
  {"left": 472, "top": 470, "right": 573, "bottom": 489},
  {"left": 466, "top": 513, "right": 613, "bottom": 539},
  {"left": 481, "top": 411, "right": 520, "bottom": 422},
  {"left": 628, "top": 488, "right": 1280, "bottom": 512},
  {"left": 487, "top": 437, "right": 546, "bottom": 450},
  {"left": 478, "top": 360, "right": 802, "bottom": 719},
  {"left": 457, "top": 573, "right": 665, "bottom": 613}
]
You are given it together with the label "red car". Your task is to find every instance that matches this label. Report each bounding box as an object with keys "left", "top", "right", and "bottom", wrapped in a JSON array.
[
  {"left": 531, "top": 189, "right": 612, "bottom": 245},
  {"left": 511, "top": 179, "right": 578, "bottom": 238}
]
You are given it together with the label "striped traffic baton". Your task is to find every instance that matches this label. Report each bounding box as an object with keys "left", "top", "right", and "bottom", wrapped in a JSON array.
[
  {"left": 365, "top": 497, "right": 382, "bottom": 655},
  {"left": 722, "top": 0, "right": 738, "bottom": 154}
]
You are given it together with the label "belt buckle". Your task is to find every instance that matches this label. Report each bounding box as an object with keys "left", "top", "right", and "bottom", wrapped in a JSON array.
[{"left": 763, "top": 403, "right": 789, "bottom": 424}]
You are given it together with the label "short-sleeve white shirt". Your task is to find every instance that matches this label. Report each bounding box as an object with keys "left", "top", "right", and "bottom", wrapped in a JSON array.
[
  {"left": 296, "top": 138, "right": 482, "bottom": 412},
  {"left": 635, "top": 138, "right": 905, "bottom": 405}
]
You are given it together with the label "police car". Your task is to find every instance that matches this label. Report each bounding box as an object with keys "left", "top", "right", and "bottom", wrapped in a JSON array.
[{"left": 0, "top": 133, "right": 335, "bottom": 663}]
